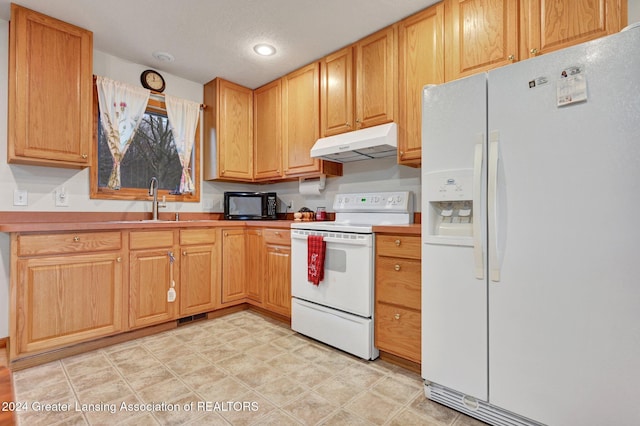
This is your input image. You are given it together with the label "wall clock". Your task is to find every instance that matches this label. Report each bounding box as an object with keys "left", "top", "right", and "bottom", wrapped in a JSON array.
[{"left": 140, "top": 69, "right": 165, "bottom": 92}]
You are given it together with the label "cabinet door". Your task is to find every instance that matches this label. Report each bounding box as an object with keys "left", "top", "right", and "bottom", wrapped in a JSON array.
[
  {"left": 264, "top": 244, "right": 291, "bottom": 318},
  {"left": 321, "top": 46, "right": 355, "bottom": 137},
  {"left": 221, "top": 229, "right": 247, "bottom": 303},
  {"left": 219, "top": 79, "right": 254, "bottom": 180},
  {"left": 375, "top": 302, "right": 421, "bottom": 363},
  {"left": 130, "top": 249, "right": 177, "bottom": 328},
  {"left": 254, "top": 80, "right": 283, "bottom": 181},
  {"left": 521, "top": 0, "right": 627, "bottom": 58},
  {"left": 398, "top": 4, "right": 445, "bottom": 166},
  {"left": 8, "top": 4, "right": 92, "bottom": 168},
  {"left": 282, "top": 62, "right": 322, "bottom": 177},
  {"left": 245, "top": 229, "right": 264, "bottom": 303},
  {"left": 355, "top": 26, "right": 396, "bottom": 129},
  {"left": 16, "top": 253, "right": 123, "bottom": 356},
  {"left": 180, "top": 244, "right": 218, "bottom": 316},
  {"left": 445, "top": 0, "right": 519, "bottom": 81}
]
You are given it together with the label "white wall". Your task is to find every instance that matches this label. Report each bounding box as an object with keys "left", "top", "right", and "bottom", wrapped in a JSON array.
[{"left": 630, "top": 0, "right": 640, "bottom": 25}]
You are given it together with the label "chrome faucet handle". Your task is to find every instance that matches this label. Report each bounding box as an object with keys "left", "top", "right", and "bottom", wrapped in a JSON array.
[{"left": 158, "top": 195, "right": 167, "bottom": 208}]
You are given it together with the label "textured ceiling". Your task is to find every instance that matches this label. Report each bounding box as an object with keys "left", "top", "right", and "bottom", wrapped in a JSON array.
[{"left": 0, "top": 0, "right": 440, "bottom": 89}]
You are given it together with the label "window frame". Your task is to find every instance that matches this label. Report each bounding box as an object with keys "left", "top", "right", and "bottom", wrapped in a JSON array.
[{"left": 90, "top": 81, "right": 201, "bottom": 202}]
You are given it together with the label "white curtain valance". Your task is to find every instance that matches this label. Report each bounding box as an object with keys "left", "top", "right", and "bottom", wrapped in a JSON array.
[{"left": 96, "top": 76, "right": 150, "bottom": 189}]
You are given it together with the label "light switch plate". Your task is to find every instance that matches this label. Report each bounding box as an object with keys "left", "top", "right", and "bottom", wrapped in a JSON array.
[
  {"left": 55, "top": 188, "right": 69, "bottom": 207},
  {"left": 13, "top": 189, "right": 28, "bottom": 206}
]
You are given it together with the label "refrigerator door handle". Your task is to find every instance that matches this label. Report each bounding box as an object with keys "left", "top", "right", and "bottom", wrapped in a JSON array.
[
  {"left": 488, "top": 131, "right": 501, "bottom": 282},
  {"left": 472, "top": 137, "right": 484, "bottom": 279}
]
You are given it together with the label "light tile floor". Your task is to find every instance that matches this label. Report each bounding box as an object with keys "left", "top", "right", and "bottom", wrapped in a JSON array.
[{"left": 12, "top": 310, "right": 486, "bottom": 425}]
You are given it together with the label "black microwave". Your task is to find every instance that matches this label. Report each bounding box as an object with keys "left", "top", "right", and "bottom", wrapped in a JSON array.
[{"left": 224, "top": 192, "right": 277, "bottom": 220}]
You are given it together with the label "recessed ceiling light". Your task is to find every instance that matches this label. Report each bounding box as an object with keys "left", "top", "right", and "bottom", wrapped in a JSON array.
[
  {"left": 253, "top": 43, "right": 276, "bottom": 56},
  {"left": 152, "top": 51, "right": 175, "bottom": 62}
]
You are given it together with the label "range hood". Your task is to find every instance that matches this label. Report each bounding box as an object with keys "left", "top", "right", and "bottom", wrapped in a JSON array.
[{"left": 310, "top": 122, "right": 397, "bottom": 163}]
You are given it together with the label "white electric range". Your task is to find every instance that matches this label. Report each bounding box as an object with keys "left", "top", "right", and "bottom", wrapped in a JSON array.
[{"left": 290, "top": 191, "right": 413, "bottom": 360}]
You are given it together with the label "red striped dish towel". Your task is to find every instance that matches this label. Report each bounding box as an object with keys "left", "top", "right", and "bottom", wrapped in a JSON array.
[{"left": 307, "top": 235, "right": 326, "bottom": 285}]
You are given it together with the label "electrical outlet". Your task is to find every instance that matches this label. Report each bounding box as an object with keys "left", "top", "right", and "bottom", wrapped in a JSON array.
[
  {"left": 13, "top": 189, "right": 28, "bottom": 206},
  {"left": 55, "top": 188, "right": 69, "bottom": 207},
  {"left": 287, "top": 200, "right": 294, "bottom": 211}
]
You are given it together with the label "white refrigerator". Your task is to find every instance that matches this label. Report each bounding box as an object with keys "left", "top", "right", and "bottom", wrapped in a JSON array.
[{"left": 421, "top": 26, "right": 640, "bottom": 426}]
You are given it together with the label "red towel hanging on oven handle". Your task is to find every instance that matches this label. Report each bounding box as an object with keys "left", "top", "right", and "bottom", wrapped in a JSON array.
[{"left": 307, "top": 235, "right": 326, "bottom": 285}]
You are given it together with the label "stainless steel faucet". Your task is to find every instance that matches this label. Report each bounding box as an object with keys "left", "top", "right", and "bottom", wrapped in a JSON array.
[{"left": 148, "top": 177, "right": 166, "bottom": 220}]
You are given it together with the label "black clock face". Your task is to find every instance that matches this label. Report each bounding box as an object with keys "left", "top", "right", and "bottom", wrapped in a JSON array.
[{"left": 141, "top": 70, "right": 165, "bottom": 92}]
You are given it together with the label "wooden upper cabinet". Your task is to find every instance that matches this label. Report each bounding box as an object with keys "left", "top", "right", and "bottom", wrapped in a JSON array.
[
  {"left": 398, "top": 3, "right": 445, "bottom": 167},
  {"left": 320, "top": 46, "right": 355, "bottom": 137},
  {"left": 520, "top": 0, "right": 627, "bottom": 59},
  {"left": 282, "top": 62, "right": 325, "bottom": 177},
  {"left": 203, "top": 78, "right": 253, "bottom": 181},
  {"left": 355, "top": 26, "right": 397, "bottom": 129},
  {"left": 254, "top": 79, "right": 283, "bottom": 181},
  {"left": 8, "top": 4, "right": 93, "bottom": 168},
  {"left": 445, "top": 0, "right": 519, "bottom": 81}
]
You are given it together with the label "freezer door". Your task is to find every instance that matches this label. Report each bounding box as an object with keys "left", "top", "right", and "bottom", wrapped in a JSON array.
[
  {"left": 487, "top": 29, "right": 640, "bottom": 426},
  {"left": 421, "top": 73, "right": 488, "bottom": 401}
]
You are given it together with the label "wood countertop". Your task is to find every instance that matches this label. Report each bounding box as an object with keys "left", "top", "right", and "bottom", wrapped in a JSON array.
[{"left": 0, "top": 211, "right": 295, "bottom": 233}]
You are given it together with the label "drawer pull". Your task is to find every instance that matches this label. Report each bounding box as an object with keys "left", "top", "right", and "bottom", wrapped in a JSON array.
[
  {"left": 394, "top": 313, "right": 401, "bottom": 320},
  {"left": 116, "top": 257, "right": 122, "bottom": 262},
  {"left": 275, "top": 231, "right": 280, "bottom": 236},
  {"left": 395, "top": 239, "right": 401, "bottom": 246},
  {"left": 394, "top": 264, "right": 401, "bottom": 271},
  {"left": 73, "top": 236, "right": 80, "bottom": 242}
]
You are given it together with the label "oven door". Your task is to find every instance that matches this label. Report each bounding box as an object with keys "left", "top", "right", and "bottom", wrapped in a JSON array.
[{"left": 291, "top": 229, "right": 374, "bottom": 318}]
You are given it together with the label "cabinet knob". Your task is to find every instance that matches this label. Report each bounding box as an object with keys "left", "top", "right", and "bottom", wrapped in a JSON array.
[
  {"left": 182, "top": 251, "right": 187, "bottom": 256},
  {"left": 394, "top": 264, "right": 401, "bottom": 271},
  {"left": 399, "top": 151, "right": 404, "bottom": 157},
  {"left": 224, "top": 232, "right": 228, "bottom": 237},
  {"left": 530, "top": 48, "right": 538, "bottom": 55},
  {"left": 395, "top": 239, "right": 401, "bottom": 246},
  {"left": 508, "top": 54, "right": 515, "bottom": 61},
  {"left": 73, "top": 236, "right": 80, "bottom": 242},
  {"left": 275, "top": 231, "right": 280, "bottom": 236},
  {"left": 394, "top": 313, "right": 400, "bottom": 320},
  {"left": 81, "top": 154, "right": 88, "bottom": 159},
  {"left": 116, "top": 257, "right": 122, "bottom": 262}
]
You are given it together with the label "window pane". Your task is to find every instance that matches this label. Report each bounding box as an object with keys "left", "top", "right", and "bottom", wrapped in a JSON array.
[{"left": 98, "top": 111, "right": 183, "bottom": 192}]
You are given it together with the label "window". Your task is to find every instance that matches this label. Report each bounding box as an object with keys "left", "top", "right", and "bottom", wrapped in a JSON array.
[{"left": 90, "top": 87, "right": 200, "bottom": 201}]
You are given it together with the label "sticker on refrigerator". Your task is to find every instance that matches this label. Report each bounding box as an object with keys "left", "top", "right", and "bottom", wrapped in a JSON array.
[
  {"left": 528, "top": 76, "right": 548, "bottom": 89},
  {"left": 557, "top": 66, "right": 587, "bottom": 106}
]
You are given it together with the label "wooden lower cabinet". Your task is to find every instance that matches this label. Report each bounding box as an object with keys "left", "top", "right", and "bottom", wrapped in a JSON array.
[
  {"left": 221, "top": 229, "right": 247, "bottom": 303},
  {"left": 179, "top": 228, "right": 219, "bottom": 316},
  {"left": 262, "top": 229, "right": 291, "bottom": 318},
  {"left": 10, "top": 232, "right": 125, "bottom": 360},
  {"left": 129, "top": 247, "right": 177, "bottom": 329},
  {"left": 245, "top": 229, "right": 264, "bottom": 303},
  {"left": 375, "top": 233, "right": 422, "bottom": 364}
]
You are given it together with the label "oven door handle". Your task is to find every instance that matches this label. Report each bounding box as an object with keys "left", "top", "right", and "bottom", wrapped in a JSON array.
[{"left": 291, "top": 231, "right": 371, "bottom": 246}]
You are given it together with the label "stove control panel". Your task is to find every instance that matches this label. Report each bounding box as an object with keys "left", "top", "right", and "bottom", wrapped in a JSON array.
[{"left": 333, "top": 191, "right": 412, "bottom": 212}]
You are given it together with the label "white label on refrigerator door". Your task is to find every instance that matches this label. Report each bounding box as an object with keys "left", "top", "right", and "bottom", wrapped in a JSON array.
[{"left": 557, "top": 66, "right": 587, "bottom": 106}]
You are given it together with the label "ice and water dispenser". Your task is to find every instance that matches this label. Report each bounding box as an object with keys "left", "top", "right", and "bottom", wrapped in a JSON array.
[{"left": 424, "top": 169, "right": 475, "bottom": 245}]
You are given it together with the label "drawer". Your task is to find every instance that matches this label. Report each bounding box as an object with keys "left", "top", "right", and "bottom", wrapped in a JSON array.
[
  {"left": 376, "top": 235, "right": 421, "bottom": 259},
  {"left": 375, "top": 257, "right": 421, "bottom": 310},
  {"left": 130, "top": 230, "right": 175, "bottom": 250},
  {"left": 375, "top": 302, "right": 421, "bottom": 363},
  {"left": 263, "top": 228, "right": 291, "bottom": 246},
  {"left": 18, "top": 231, "right": 122, "bottom": 256},
  {"left": 180, "top": 228, "right": 217, "bottom": 245}
]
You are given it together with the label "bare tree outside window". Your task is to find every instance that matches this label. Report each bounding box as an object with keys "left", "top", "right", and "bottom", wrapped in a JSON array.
[{"left": 98, "top": 111, "right": 183, "bottom": 192}]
